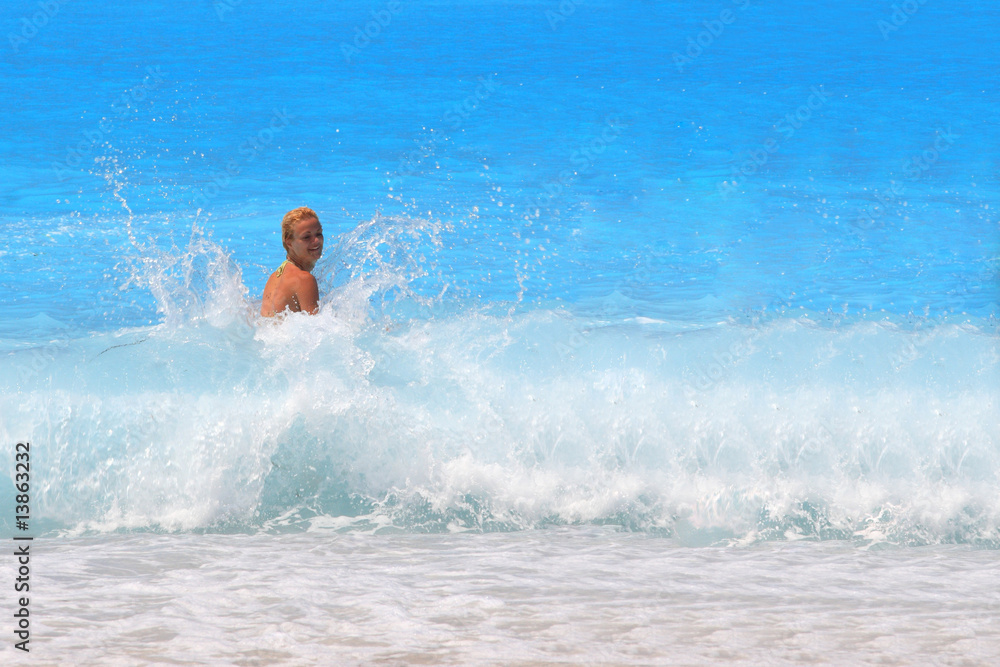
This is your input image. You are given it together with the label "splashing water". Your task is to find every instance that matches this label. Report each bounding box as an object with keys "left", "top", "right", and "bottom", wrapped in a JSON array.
[{"left": 1, "top": 213, "right": 996, "bottom": 548}]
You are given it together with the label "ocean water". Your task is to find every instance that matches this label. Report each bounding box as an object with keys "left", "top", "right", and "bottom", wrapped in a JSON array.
[{"left": 1, "top": 0, "right": 998, "bottom": 664}]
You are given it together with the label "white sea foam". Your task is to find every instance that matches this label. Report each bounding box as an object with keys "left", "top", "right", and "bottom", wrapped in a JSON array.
[
  {"left": 0, "top": 219, "right": 996, "bottom": 546},
  {"left": 21, "top": 530, "right": 1000, "bottom": 665}
]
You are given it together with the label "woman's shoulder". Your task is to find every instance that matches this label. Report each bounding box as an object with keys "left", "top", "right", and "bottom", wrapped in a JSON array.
[{"left": 283, "top": 262, "right": 317, "bottom": 284}]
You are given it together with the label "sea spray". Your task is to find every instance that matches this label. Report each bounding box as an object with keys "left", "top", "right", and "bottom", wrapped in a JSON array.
[
  {"left": 1, "top": 214, "right": 997, "bottom": 545},
  {"left": 2, "top": 303, "right": 996, "bottom": 545}
]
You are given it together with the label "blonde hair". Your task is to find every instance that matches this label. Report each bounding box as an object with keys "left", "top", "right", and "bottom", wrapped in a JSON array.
[{"left": 281, "top": 207, "right": 320, "bottom": 251}]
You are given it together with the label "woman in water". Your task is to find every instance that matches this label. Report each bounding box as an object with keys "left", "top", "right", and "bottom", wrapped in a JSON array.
[{"left": 260, "top": 206, "right": 324, "bottom": 317}]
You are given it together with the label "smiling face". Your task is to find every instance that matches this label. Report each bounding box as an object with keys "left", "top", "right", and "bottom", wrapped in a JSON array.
[{"left": 285, "top": 216, "right": 323, "bottom": 272}]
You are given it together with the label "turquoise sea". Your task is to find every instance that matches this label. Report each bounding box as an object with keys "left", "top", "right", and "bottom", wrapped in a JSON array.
[{"left": 1, "top": 0, "right": 998, "bottom": 664}]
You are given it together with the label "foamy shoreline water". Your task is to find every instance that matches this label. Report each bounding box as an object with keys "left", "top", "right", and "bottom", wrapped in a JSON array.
[
  {"left": 6, "top": 528, "right": 996, "bottom": 666},
  {"left": 2, "top": 308, "right": 996, "bottom": 545}
]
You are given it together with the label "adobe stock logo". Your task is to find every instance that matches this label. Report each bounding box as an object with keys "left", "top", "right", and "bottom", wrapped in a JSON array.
[
  {"left": 213, "top": 0, "right": 244, "bottom": 21},
  {"left": 544, "top": 0, "right": 584, "bottom": 31},
  {"left": 877, "top": 0, "right": 929, "bottom": 40},
  {"left": 853, "top": 127, "right": 959, "bottom": 231},
  {"left": 193, "top": 108, "right": 294, "bottom": 208},
  {"left": 341, "top": 0, "right": 403, "bottom": 63},
  {"left": 536, "top": 115, "right": 625, "bottom": 207},
  {"left": 51, "top": 66, "right": 167, "bottom": 181},
  {"left": 394, "top": 75, "right": 499, "bottom": 179},
  {"left": 673, "top": 0, "right": 752, "bottom": 73},
  {"left": 719, "top": 85, "right": 830, "bottom": 195},
  {"left": 7, "top": 0, "right": 71, "bottom": 53}
]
